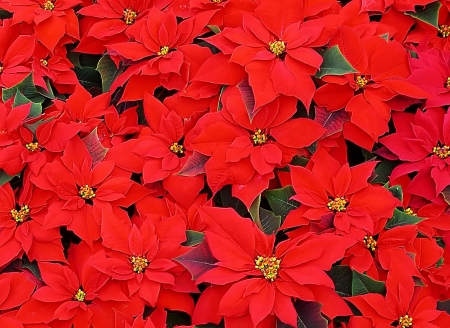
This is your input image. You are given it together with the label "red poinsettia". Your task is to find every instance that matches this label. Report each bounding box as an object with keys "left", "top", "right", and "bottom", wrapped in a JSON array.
[
  {"left": 379, "top": 107, "right": 450, "bottom": 201},
  {"left": 0, "top": 0, "right": 80, "bottom": 52},
  {"left": 314, "top": 39, "right": 429, "bottom": 150},
  {"left": 189, "top": 207, "right": 354, "bottom": 327},
  {"left": 191, "top": 87, "right": 324, "bottom": 207},
  {"left": 16, "top": 242, "right": 129, "bottom": 327},
  {"left": 94, "top": 210, "right": 196, "bottom": 315},
  {"left": 283, "top": 148, "right": 400, "bottom": 235},
  {"left": 0, "top": 20, "right": 34, "bottom": 88},
  {"left": 0, "top": 183, "right": 65, "bottom": 268},
  {"left": 206, "top": 0, "right": 341, "bottom": 108}
]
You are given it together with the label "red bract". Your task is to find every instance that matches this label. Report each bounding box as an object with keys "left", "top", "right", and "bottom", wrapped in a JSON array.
[
  {"left": 0, "top": 20, "right": 34, "bottom": 88},
  {"left": 283, "top": 149, "right": 400, "bottom": 235},
  {"left": 379, "top": 108, "right": 450, "bottom": 200},
  {"left": 0, "top": 0, "right": 80, "bottom": 52}
]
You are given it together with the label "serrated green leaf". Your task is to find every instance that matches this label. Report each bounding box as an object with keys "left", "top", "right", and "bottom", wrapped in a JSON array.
[
  {"left": 74, "top": 66, "right": 102, "bottom": 90},
  {"left": 183, "top": 230, "right": 204, "bottom": 246},
  {"left": 405, "top": 1, "right": 441, "bottom": 28},
  {"left": 385, "top": 208, "right": 424, "bottom": 229},
  {"left": 96, "top": 55, "right": 118, "bottom": 93},
  {"left": 352, "top": 270, "right": 386, "bottom": 296},
  {"left": 36, "top": 78, "right": 55, "bottom": 99},
  {"left": 327, "top": 265, "right": 352, "bottom": 297},
  {"left": 385, "top": 184, "right": 403, "bottom": 202},
  {"left": 13, "top": 92, "right": 43, "bottom": 118},
  {"left": 315, "top": 45, "right": 357, "bottom": 79},
  {"left": 372, "top": 160, "right": 397, "bottom": 185},
  {"left": 2, "top": 74, "right": 45, "bottom": 103},
  {"left": 0, "top": 169, "right": 19, "bottom": 186},
  {"left": 264, "top": 186, "right": 299, "bottom": 219}
]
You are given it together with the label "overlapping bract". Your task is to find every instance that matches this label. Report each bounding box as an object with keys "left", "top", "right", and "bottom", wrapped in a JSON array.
[{"left": 1, "top": 0, "right": 450, "bottom": 327}]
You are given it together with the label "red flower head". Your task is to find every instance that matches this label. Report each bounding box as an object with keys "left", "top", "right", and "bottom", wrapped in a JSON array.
[
  {"left": 283, "top": 148, "right": 400, "bottom": 235},
  {"left": 189, "top": 207, "right": 355, "bottom": 327},
  {"left": 379, "top": 107, "right": 450, "bottom": 201}
]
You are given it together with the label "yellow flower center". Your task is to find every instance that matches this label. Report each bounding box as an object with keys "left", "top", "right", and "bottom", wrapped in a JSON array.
[
  {"left": 130, "top": 256, "right": 149, "bottom": 274},
  {"left": 446, "top": 77, "right": 450, "bottom": 88},
  {"left": 26, "top": 142, "right": 40, "bottom": 152},
  {"left": 269, "top": 40, "right": 286, "bottom": 56},
  {"left": 0, "top": 66, "right": 3, "bottom": 73},
  {"left": 355, "top": 76, "right": 369, "bottom": 89},
  {"left": 169, "top": 142, "right": 184, "bottom": 154},
  {"left": 363, "top": 235, "right": 377, "bottom": 251},
  {"left": 11, "top": 205, "right": 30, "bottom": 223},
  {"left": 404, "top": 207, "right": 417, "bottom": 216},
  {"left": 123, "top": 8, "right": 137, "bottom": 25},
  {"left": 327, "top": 197, "right": 348, "bottom": 212},
  {"left": 251, "top": 129, "right": 268, "bottom": 145},
  {"left": 399, "top": 315, "right": 413, "bottom": 328},
  {"left": 255, "top": 256, "right": 281, "bottom": 281},
  {"left": 438, "top": 25, "right": 450, "bottom": 37},
  {"left": 43, "top": 0, "right": 54, "bottom": 10},
  {"left": 211, "top": 0, "right": 222, "bottom": 2},
  {"left": 74, "top": 289, "right": 86, "bottom": 302},
  {"left": 79, "top": 185, "right": 96, "bottom": 199},
  {"left": 157, "top": 46, "right": 169, "bottom": 56},
  {"left": 433, "top": 145, "right": 450, "bottom": 159},
  {"left": 40, "top": 59, "right": 48, "bottom": 66}
]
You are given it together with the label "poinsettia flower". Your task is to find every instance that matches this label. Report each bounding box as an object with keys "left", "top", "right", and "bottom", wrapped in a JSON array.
[
  {"left": 359, "top": 0, "right": 435, "bottom": 12},
  {"left": 0, "top": 100, "right": 31, "bottom": 149},
  {"left": 283, "top": 148, "right": 400, "bottom": 235},
  {"left": 114, "top": 307, "right": 167, "bottom": 328},
  {"left": 0, "top": 272, "right": 36, "bottom": 311},
  {"left": 206, "top": 0, "right": 341, "bottom": 108},
  {"left": 0, "top": 0, "right": 81, "bottom": 52},
  {"left": 191, "top": 88, "right": 324, "bottom": 207},
  {"left": 32, "top": 43, "right": 78, "bottom": 94},
  {"left": 406, "top": 5, "right": 450, "bottom": 52},
  {"left": 15, "top": 242, "right": 129, "bottom": 327},
  {"left": 379, "top": 107, "right": 450, "bottom": 200},
  {"left": 106, "top": 8, "right": 215, "bottom": 95},
  {"left": 0, "top": 183, "right": 66, "bottom": 268},
  {"left": 314, "top": 40, "right": 429, "bottom": 150},
  {"left": 408, "top": 47, "right": 450, "bottom": 107},
  {"left": 347, "top": 269, "right": 447, "bottom": 328},
  {"left": 97, "top": 105, "right": 141, "bottom": 148},
  {"left": 0, "top": 20, "right": 34, "bottom": 88},
  {"left": 190, "top": 207, "right": 354, "bottom": 327},
  {"left": 342, "top": 225, "right": 420, "bottom": 280},
  {"left": 30, "top": 136, "right": 148, "bottom": 245},
  {"left": 94, "top": 211, "right": 195, "bottom": 316}
]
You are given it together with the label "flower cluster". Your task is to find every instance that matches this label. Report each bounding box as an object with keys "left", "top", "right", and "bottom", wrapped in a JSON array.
[{"left": 1, "top": 0, "right": 450, "bottom": 327}]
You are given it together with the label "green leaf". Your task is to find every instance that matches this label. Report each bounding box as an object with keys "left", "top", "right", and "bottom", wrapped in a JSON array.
[
  {"left": 166, "top": 311, "right": 191, "bottom": 328},
  {"left": 290, "top": 156, "right": 309, "bottom": 167},
  {"left": 385, "top": 208, "right": 424, "bottom": 229},
  {"left": 385, "top": 184, "right": 403, "bottom": 202},
  {"left": 74, "top": 66, "right": 102, "bottom": 90},
  {"left": 218, "top": 185, "right": 248, "bottom": 217},
  {"left": 441, "top": 185, "right": 450, "bottom": 205},
  {"left": 207, "top": 25, "right": 221, "bottom": 34},
  {"left": 327, "top": 265, "right": 352, "bottom": 297},
  {"left": 183, "top": 230, "right": 204, "bottom": 247},
  {"left": 405, "top": 1, "right": 441, "bottom": 28},
  {"left": 315, "top": 45, "right": 357, "bottom": 79},
  {"left": 13, "top": 92, "right": 42, "bottom": 118},
  {"left": 217, "top": 85, "right": 227, "bottom": 111},
  {"left": 264, "top": 186, "right": 299, "bottom": 219},
  {"left": 36, "top": 78, "right": 55, "bottom": 100},
  {"left": 2, "top": 74, "right": 45, "bottom": 103},
  {"left": 249, "top": 196, "right": 282, "bottom": 235},
  {"left": 352, "top": 270, "right": 386, "bottom": 296},
  {"left": 96, "top": 55, "right": 118, "bottom": 93},
  {"left": 437, "top": 299, "right": 450, "bottom": 315},
  {"left": 0, "top": 169, "right": 19, "bottom": 186},
  {"left": 372, "top": 160, "right": 397, "bottom": 185},
  {"left": 81, "top": 128, "right": 108, "bottom": 166},
  {"left": 0, "top": 9, "right": 12, "bottom": 19}
]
